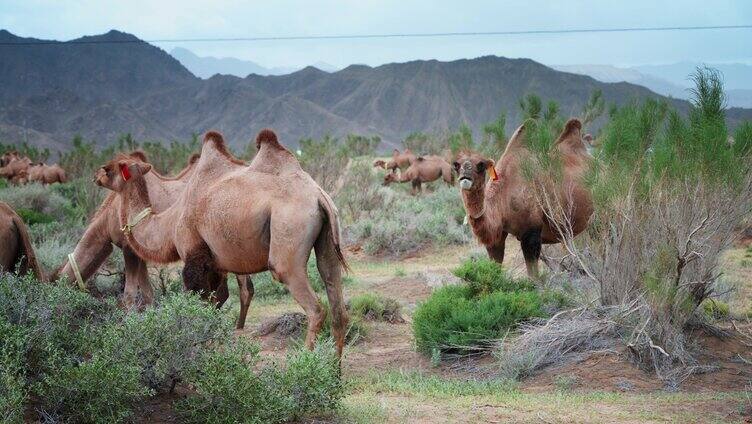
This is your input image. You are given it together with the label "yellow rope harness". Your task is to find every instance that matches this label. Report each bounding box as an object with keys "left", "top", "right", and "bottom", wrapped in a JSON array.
[{"left": 121, "top": 207, "right": 152, "bottom": 235}]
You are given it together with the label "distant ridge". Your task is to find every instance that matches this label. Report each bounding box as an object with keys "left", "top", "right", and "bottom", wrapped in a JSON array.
[{"left": 0, "top": 30, "right": 750, "bottom": 151}]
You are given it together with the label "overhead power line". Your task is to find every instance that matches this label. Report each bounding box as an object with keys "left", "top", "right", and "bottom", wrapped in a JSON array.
[{"left": 1, "top": 24, "right": 751, "bottom": 46}]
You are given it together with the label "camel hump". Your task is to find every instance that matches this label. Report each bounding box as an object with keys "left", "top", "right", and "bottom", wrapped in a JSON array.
[
  {"left": 129, "top": 150, "right": 148, "bottom": 162},
  {"left": 204, "top": 130, "right": 225, "bottom": 145},
  {"left": 556, "top": 118, "right": 582, "bottom": 143},
  {"left": 256, "top": 128, "right": 278, "bottom": 145}
]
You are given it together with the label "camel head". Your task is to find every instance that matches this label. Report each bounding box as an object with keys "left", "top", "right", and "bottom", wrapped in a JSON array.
[
  {"left": 373, "top": 159, "right": 387, "bottom": 169},
  {"left": 94, "top": 156, "right": 152, "bottom": 192},
  {"left": 382, "top": 172, "right": 398, "bottom": 186},
  {"left": 1, "top": 151, "right": 19, "bottom": 167},
  {"left": 453, "top": 152, "right": 495, "bottom": 191}
]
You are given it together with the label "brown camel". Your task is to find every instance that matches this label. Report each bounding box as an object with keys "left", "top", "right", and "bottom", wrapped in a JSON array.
[
  {"left": 454, "top": 118, "right": 593, "bottom": 277},
  {"left": 0, "top": 201, "right": 44, "bottom": 280},
  {"left": 52, "top": 152, "right": 253, "bottom": 328},
  {"left": 0, "top": 154, "right": 31, "bottom": 180},
  {"left": 28, "top": 163, "right": 68, "bottom": 184},
  {"left": 95, "top": 130, "right": 349, "bottom": 356},
  {"left": 379, "top": 148, "right": 416, "bottom": 173},
  {"left": 383, "top": 155, "right": 454, "bottom": 194}
]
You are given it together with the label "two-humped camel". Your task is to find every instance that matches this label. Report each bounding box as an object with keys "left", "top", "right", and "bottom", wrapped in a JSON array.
[
  {"left": 0, "top": 201, "right": 43, "bottom": 280},
  {"left": 53, "top": 151, "right": 253, "bottom": 327},
  {"left": 454, "top": 118, "right": 593, "bottom": 277},
  {"left": 382, "top": 155, "right": 454, "bottom": 194},
  {"left": 96, "top": 130, "right": 349, "bottom": 356},
  {"left": 374, "top": 148, "right": 416, "bottom": 173},
  {"left": 0, "top": 152, "right": 67, "bottom": 184}
]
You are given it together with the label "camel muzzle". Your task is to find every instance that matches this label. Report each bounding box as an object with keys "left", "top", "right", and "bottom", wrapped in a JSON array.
[{"left": 459, "top": 177, "right": 473, "bottom": 190}]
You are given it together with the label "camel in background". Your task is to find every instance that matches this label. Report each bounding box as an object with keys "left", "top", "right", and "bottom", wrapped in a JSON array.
[
  {"left": 96, "top": 130, "right": 349, "bottom": 356},
  {"left": 0, "top": 152, "right": 67, "bottom": 185},
  {"left": 383, "top": 155, "right": 454, "bottom": 194},
  {"left": 0, "top": 201, "right": 44, "bottom": 280},
  {"left": 28, "top": 163, "right": 67, "bottom": 184},
  {"left": 374, "top": 148, "right": 416, "bottom": 173},
  {"left": 454, "top": 118, "right": 593, "bottom": 277}
]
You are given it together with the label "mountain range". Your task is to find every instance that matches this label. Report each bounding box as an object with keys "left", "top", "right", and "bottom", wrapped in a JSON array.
[
  {"left": 1, "top": 29, "right": 750, "bottom": 151},
  {"left": 554, "top": 63, "right": 752, "bottom": 108}
]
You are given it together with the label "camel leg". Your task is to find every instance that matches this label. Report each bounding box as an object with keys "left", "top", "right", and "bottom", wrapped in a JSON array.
[
  {"left": 486, "top": 231, "right": 508, "bottom": 264},
  {"left": 122, "top": 247, "right": 150, "bottom": 310},
  {"left": 520, "top": 228, "right": 542, "bottom": 278},
  {"left": 211, "top": 272, "right": 229, "bottom": 308},
  {"left": 314, "top": 229, "right": 349, "bottom": 358},
  {"left": 182, "top": 244, "right": 217, "bottom": 301},
  {"left": 411, "top": 179, "right": 422, "bottom": 195},
  {"left": 273, "top": 263, "right": 324, "bottom": 350},
  {"left": 235, "top": 274, "right": 253, "bottom": 330}
]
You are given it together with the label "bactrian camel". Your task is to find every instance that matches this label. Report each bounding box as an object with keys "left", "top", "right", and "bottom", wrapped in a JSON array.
[
  {"left": 54, "top": 152, "right": 253, "bottom": 328},
  {"left": 96, "top": 129, "right": 349, "bottom": 356},
  {"left": 454, "top": 118, "right": 593, "bottom": 277},
  {"left": 382, "top": 155, "right": 454, "bottom": 194},
  {"left": 0, "top": 201, "right": 44, "bottom": 280}
]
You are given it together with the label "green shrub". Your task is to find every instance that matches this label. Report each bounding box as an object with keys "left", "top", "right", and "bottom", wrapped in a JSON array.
[
  {"left": 15, "top": 207, "right": 54, "bottom": 225},
  {"left": 350, "top": 185, "right": 470, "bottom": 255},
  {"left": 102, "top": 293, "right": 232, "bottom": 391},
  {"left": 701, "top": 299, "right": 730, "bottom": 320},
  {"left": 348, "top": 292, "right": 403, "bottom": 323},
  {"left": 177, "top": 340, "right": 342, "bottom": 424},
  {"left": 0, "top": 317, "right": 28, "bottom": 424},
  {"left": 0, "top": 183, "right": 73, "bottom": 222},
  {"left": 36, "top": 355, "right": 149, "bottom": 423},
  {"left": 413, "top": 285, "right": 544, "bottom": 355},
  {"left": 453, "top": 257, "right": 535, "bottom": 295}
]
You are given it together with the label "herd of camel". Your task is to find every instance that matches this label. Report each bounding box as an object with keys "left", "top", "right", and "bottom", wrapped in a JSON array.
[
  {"left": 0, "top": 118, "right": 593, "bottom": 357},
  {"left": 0, "top": 151, "right": 68, "bottom": 185}
]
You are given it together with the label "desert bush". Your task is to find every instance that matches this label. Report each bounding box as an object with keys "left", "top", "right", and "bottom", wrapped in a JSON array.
[
  {"left": 413, "top": 285, "right": 545, "bottom": 355},
  {"left": 0, "top": 273, "right": 305, "bottom": 423},
  {"left": 177, "top": 340, "right": 342, "bottom": 424},
  {"left": 529, "top": 67, "right": 752, "bottom": 382},
  {"left": 102, "top": 293, "right": 232, "bottom": 391},
  {"left": 0, "top": 182, "right": 73, "bottom": 221},
  {"left": 349, "top": 185, "right": 470, "bottom": 255},
  {"left": 453, "top": 257, "right": 535, "bottom": 295},
  {"left": 348, "top": 292, "right": 404, "bottom": 323}
]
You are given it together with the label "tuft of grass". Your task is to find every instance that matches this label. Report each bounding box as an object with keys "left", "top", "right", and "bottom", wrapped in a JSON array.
[{"left": 348, "top": 293, "right": 404, "bottom": 323}]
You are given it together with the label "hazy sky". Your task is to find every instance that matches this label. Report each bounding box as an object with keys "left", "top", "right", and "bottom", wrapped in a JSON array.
[{"left": 2, "top": 0, "right": 751, "bottom": 68}]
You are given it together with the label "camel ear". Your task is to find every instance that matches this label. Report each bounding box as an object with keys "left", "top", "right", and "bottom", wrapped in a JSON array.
[
  {"left": 555, "top": 118, "right": 583, "bottom": 146},
  {"left": 135, "top": 162, "right": 152, "bottom": 176}
]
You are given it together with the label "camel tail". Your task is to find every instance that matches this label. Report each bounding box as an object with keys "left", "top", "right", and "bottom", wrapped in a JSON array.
[
  {"left": 12, "top": 214, "right": 44, "bottom": 281},
  {"left": 316, "top": 187, "right": 350, "bottom": 273}
]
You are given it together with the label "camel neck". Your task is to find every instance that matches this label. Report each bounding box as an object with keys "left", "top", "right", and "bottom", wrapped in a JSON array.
[
  {"left": 462, "top": 187, "right": 486, "bottom": 220},
  {"left": 119, "top": 177, "right": 179, "bottom": 264}
]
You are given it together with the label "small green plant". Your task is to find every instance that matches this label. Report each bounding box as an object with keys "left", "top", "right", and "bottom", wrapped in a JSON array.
[
  {"left": 453, "top": 257, "right": 535, "bottom": 295},
  {"left": 348, "top": 292, "right": 403, "bottom": 323},
  {"left": 553, "top": 374, "right": 580, "bottom": 392},
  {"left": 394, "top": 267, "right": 406, "bottom": 277},
  {"left": 701, "top": 299, "right": 730, "bottom": 320},
  {"left": 15, "top": 207, "right": 54, "bottom": 225}
]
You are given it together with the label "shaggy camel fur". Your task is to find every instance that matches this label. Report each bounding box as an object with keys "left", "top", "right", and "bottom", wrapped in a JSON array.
[
  {"left": 454, "top": 119, "right": 593, "bottom": 277},
  {"left": 53, "top": 152, "right": 253, "bottom": 328},
  {"left": 383, "top": 155, "right": 454, "bottom": 194},
  {"left": 0, "top": 201, "right": 43, "bottom": 280},
  {"left": 97, "top": 130, "right": 349, "bottom": 356},
  {"left": 28, "top": 163, "right": 68, "bottom": 184}
]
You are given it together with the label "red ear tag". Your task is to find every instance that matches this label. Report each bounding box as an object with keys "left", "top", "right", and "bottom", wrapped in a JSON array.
[
  {"left": 489, "top": 166, "right": 499, "bottom": 181},
  {"left": 119, "top": 163, "right": 131, "bottom": 181}
]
